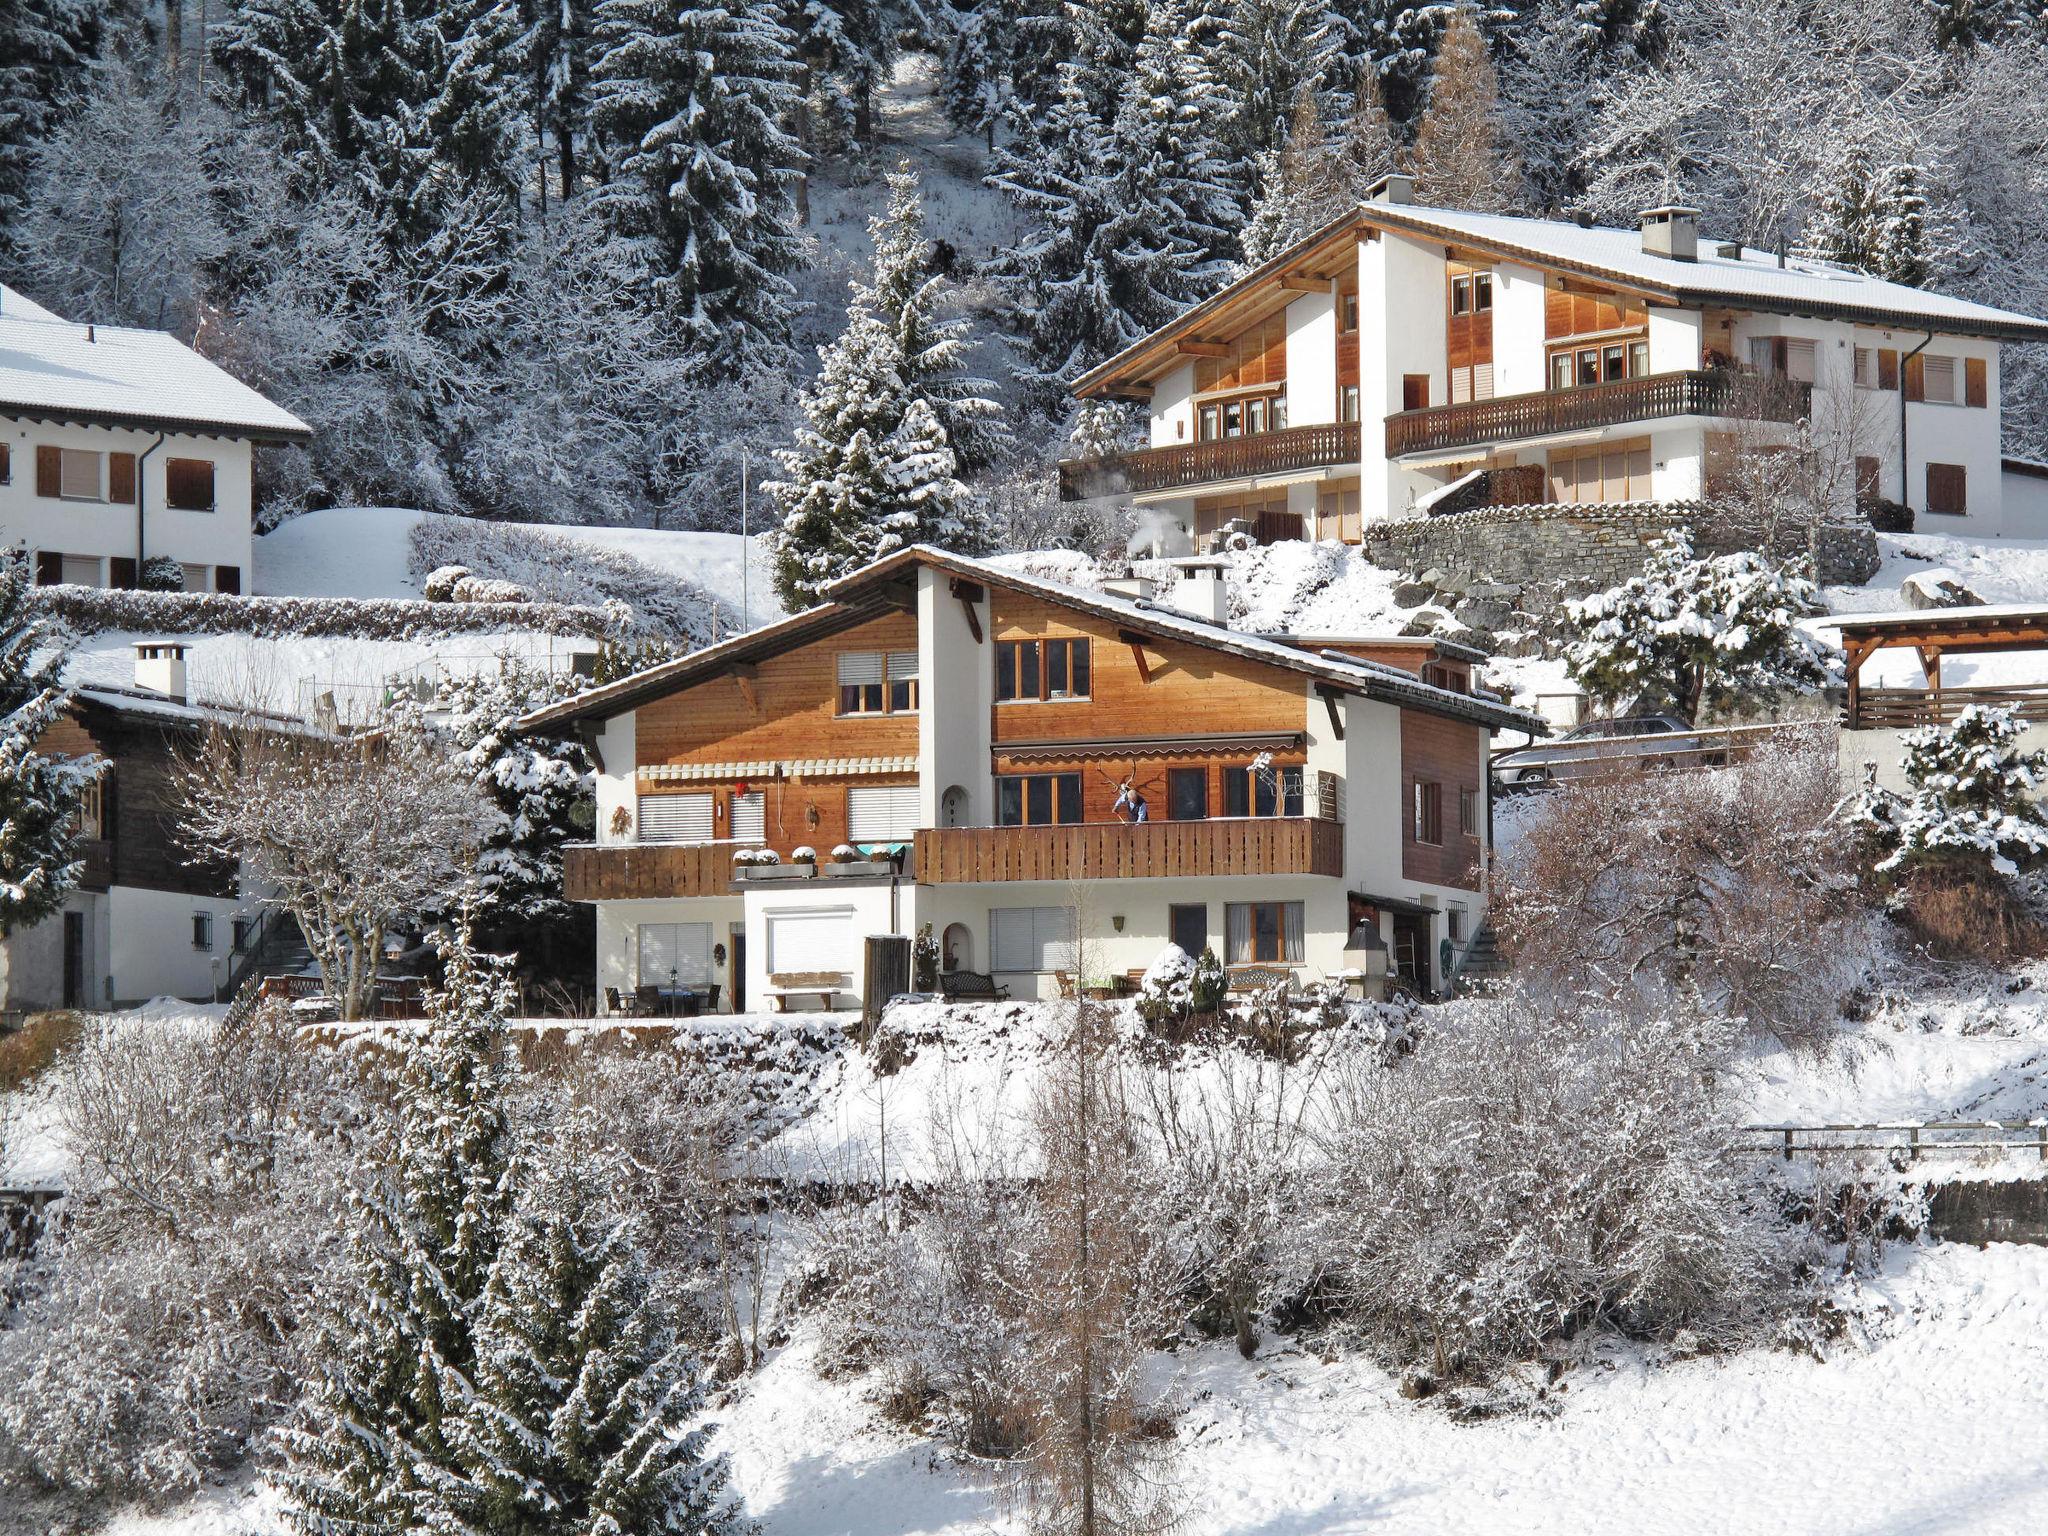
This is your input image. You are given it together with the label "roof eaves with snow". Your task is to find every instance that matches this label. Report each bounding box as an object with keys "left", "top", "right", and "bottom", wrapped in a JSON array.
[
  {"left": 72, "top": 684, "right": 325, "bottom": 734},
  {"left": 0, "top": 306, "right": 312, "bottom": 443}
]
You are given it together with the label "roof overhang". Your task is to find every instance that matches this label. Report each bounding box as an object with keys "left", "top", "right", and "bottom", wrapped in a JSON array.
[{"left": 0, "top": 399, "right": 312, "bottom": 445}]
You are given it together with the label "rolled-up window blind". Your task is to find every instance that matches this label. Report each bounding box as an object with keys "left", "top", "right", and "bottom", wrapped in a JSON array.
[
  {"left": 638, "top": 792, "right": 713, "bottom": 843},
  {"left": 729, "top": 792, "right": 765, "bottom": 843},
  {"left": 837, "top": 652, "right": 884, "bottom": 686},
  {"left": 888, "top": 650, "right": 918, "bottom": 681}
]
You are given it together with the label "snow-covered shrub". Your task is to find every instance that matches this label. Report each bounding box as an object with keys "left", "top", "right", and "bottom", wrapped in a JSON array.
[
  {"left": 1494, "top": 725, "right": 1872, "bottom": 1050},
  {"left": 33, "top": 583, "right": 610, "bottom": 642},
  {"left": 831, "top": 843, "right": 860, "bottom": 862},
  {"left": 0, "top": 1007, "right": 354, "bottom": 1503},
  {"left": 913, "top": 923, "right": 939, "bottom": 990},
  {"left": 1563, "top": 531, "right": 1837, "bottom": 721},
  {"left": 1308, "top": 991, "right": 1804, "bottom": 1380},
  {"left": 1840, "top": 705, "right": 2048, "bottom": 878},
  {"left": 1134, "top": 943, "right": 1196, "bottom": 1027},
  {"left": 407, "top": 515, "right": 735, "bottom": 646},
  {"left": 137, "top": 555, "right": 184, "bottom": 591},
  {"left": 791, "top": 845, "right": 818, "bottom": 863},
  {"left": 422, "top": 562, "right": 472, "bottom": 601},
  {"left": 450, "top": 574, "right": 529, "bottom": 604}
]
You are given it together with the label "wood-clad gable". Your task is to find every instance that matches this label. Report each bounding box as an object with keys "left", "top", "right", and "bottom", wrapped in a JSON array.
[
  {"left": 38, "top": 703, "right": 235, "bottom": 899},
  {"left": 1400, "top": 706, "right": 1485, "bottom": 890},
  {"left": 988, "top": 592, "right": 1309, "bottom": 748}
]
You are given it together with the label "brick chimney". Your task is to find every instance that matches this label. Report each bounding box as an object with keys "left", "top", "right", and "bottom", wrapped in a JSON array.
[
  {"left": 1639, "top": 205, "right": 1700, "bottom": 262},
  {"left": 134, "top": 641, "right": 189, "bottom": 703}
]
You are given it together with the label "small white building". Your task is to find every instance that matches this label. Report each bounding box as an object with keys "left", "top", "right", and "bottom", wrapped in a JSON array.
[
  {"left": 1059, "top": 180, "right": 2048, "bottom": 540},
  {"left": 0, "top": 284, "right": 310, "bottom": 594}
]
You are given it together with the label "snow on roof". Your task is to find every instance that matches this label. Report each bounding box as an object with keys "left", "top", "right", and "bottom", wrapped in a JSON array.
[
  {"left": 1366, "top": 204, "right": 2048, "bottom": 340},
  {"left": 1814, "top": 602, "right": 2048, "bottom": 633},
  {"left": 0, "top": 293, "right": 310, "bottom": 441},
  {"left": 72, "top": 682, "right": 321, "bottom": 733}
]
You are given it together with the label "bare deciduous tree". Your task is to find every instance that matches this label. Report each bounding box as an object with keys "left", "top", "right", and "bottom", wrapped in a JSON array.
[{"left": 176, "top": 718, "right": 489, "bottom": 1020}]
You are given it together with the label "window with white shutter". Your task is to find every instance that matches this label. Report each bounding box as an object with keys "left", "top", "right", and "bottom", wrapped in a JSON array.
[
  {"left": 989, "top": 907, "right": 1075, "bottom": 973},
  {"left": 847, "top": 783, "right": 920, "bottom": 841},
  {"left": 888, "top": 650, "right": 919, "bottom": 712},
  {"left": 838, "top": 651, "right": 885, "bottom": 714},
  {"left": 1922, "top": 355, "right": 1957, "bottom": 404},
  {"left": 59, "top": 554, "right": 101, "bottom": 587},
  {"left": 1784, "top": 339, "right": 1817, "bottom": 385},
  {"left": 638, "top": 922, "right": 712, "bottom": 986},
  {"left": 729, "top": 791, "right": 765, "bottom": 843},
  {"left": 58, "top": 449, "right": 101, "bottom": 500},
  {"left": 637, "top": 792, "right": 714, "bottom": 843},
  {"left": 766, "top": 906, "right": 856, "bottom": 973}
]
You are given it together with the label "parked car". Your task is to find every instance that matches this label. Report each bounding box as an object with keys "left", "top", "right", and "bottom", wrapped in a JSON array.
[{"left": 1492, "top": 714, "right": 1710, "bottom": 788}]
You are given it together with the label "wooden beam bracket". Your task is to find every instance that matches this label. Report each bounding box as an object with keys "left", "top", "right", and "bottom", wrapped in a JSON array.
[
  {"left": 950, "top": 578, "right": 985, "bottom": 642},
  {"left": 730, "top": 661, "right": 759, "bottom": 713},
  {"left": 1118, "top": 628, "right": 1153, "bottom": 684},
  {"left": 1317, "top": 686, "right": 1346, "bottom": 741}
]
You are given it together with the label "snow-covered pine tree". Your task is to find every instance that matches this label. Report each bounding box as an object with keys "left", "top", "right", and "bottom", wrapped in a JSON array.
[
  {"left": 1212, "top": 0, "right": 1341, "bottom": 168},
  {"left": 939, "top": 0, "right": 1011, "bottom": 147},
  {"left": 868, "top": 161, "right": 1011, "bottom": 473},
  {"left": 1323, "top": 0, "right": 1445, "bottom": 122},
  {"left": 1840, "top": 705, "right": 2048, "bottom": 878},
  {"left": 886, "top": 396, "right": 986, "bottom": 553},
  {"left": 1240, "top": 76, "right": 1396, "bottom": 265},
  {"left": 1805, "top": 144, "right": 1936, "bottom": 288},
  {"left": 0, "top": 551, "right": 88, "bottom": 938},
  {"left": 460, "top": 1183, "right": 741, "bottom": 1536},
  {"left": 588, "top": 0, "right": 805, "bottom": 375},
  {"left": 987, "top": 0, "right": 1236, "bottom": 413},
  {"left": 0, "top": 0, "right": 100, "bottom": 235},
  {"left": 273, "top": 917, "right": 518, "bottom": 1535},
  {"left": 525, "top": 0, "right": 596, "bottom": 200},
  {"left": 1563, "top": 531, "right": 1838, "bottom": 724},
  {"left": 1410, "top": 6, "right": 1522, "bottom": 212}
]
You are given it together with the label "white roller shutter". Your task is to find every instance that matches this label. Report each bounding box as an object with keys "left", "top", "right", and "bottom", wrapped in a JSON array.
[
  {"left": 638, "top": 792, "right": 713, "bottom": 843},
  {"left": 729, "top": 792, "right": 765, "bottom": 843},
  {"left": 990, "top": 907, "right": 1075, "bottom": 973},
  {"left": 766, "top": 906, "right": 856, "bottom": 974},
  {"left": 638, "top": 922, "right": 712, "bottom": 986},
  {"left": 888, "top": 650, "right": 918, "bottom": 682},
  {"left": 847, "top": 783, "right": 920, "bottom": 841},
  {"left": 836, "top": 652, "right": 884, "bottom": 686}
]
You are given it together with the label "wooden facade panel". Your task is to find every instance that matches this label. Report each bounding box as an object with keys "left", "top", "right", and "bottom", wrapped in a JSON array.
[
  {"left": 989, "top": 594, "right": 1308, "bottom": 747},
  {"left": 634, "top": 771, "right": 918, "bottom": 863},
  {"left": 915, "top": 817, "right": 1343, "bottom": 884},
  {"left": 1400, "top": 707, "right": 1485, "bottom": 890},
  {"left": 564, "top": 843, "right": 736, "bottom": 902},
  {"left": 634, "top": 610, "right": 919, "bottom": 767}
]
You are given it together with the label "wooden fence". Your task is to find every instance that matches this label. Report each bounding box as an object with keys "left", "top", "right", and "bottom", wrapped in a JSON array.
[
  {"left": 1847, "top": 684, "right": 2048, "bottom": 731},
  {"left": 1740, "top": 1121, "right": 2048, "bottom": 1162}
]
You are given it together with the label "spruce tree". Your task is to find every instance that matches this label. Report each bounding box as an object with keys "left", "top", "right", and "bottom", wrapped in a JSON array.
[
  {"left": 1241, "top": 76, "right": 1396, "bottom": 264},
  {"left": 526, "top": 0, "right": 596, "bottom": 199},
  {"left": 274, "top": 918, "right": 519, "bottom": 1536},
  {"left": 1409, "top": 6, "right": 1521, "bottom": 213},
  {"left": 588, "top": 0, "right": 805, "bottom": 374},
  {"left": 461, "top": 1187, "right": 741, "bottom": 1536},
  {"left": 0, "top": 551, "right": 87, "bottom": 938},
  {"left": 867, "top": 161, "right": 1010, "bottom": 473},
  {"left": 0, "top": 0, "right": 99, "bottom": 235},
  {"left": 1806, "top": 146, "right": 1934, "bottom": 288},
  {"left": 1212, "top": 0, "right": 1340, "bottom": 167}
]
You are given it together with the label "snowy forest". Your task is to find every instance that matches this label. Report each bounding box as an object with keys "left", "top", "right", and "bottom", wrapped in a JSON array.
[{"left": 2, "top": 0, "right": 2046, "bottom": 545}]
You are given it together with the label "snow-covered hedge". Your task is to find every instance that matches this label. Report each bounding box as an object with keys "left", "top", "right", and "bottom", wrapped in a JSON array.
[
  {"left": 408, "top": 517, "right": 734, "bottom": 646},
  {"left": 33, "top": 583, "right": 613, "bottom": 641}
]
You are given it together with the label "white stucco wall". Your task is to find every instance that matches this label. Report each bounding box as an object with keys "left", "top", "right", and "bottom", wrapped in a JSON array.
[
  {"left": 2002, "top": 467, "right": 2048, "bottom": 538},
  {"left": 1363, "top": 230, "right": 1451, "bottom": 524},
  {"left": 1650, "top": 425, "right": 1707, "bottom": 501},
  {"left": 1285, "top": 287, "right": 1338, "bottom": 427},
  {"left": 107, "top": 884, "right": 245, "bottom": 1004},
  {"left": 1489, "top": 262, "right": 1549, "bottom": 398},
  {"left": 595, "top": 895, "right": 748, "bottom": 1012},
  {"left": 1150, "top": 362, "right": 1196, "bottom": 448},
  {"left": 0, "top": 419, "right": 254, "bottom": 585},
  {"left": 0, "top": 890, "right": 108, "bottom": 1012},
  {"left": 743, "top": 878, "right": 911, "bottom": 1012},
  {"left": 918, "top": 567, "right": 993, "bottom": 827},
  {"left": 1647, "top": 307, "right": 1703, "bottom": 373},
  {"left": 592, "top": 710, "right": 637, "bottom": 843}
]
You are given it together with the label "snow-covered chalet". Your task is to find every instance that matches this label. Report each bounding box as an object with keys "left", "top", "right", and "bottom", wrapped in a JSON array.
[
  {"left": 520, "top": 546, "right": 1544, "bottom": 1015},
  {"left": 1058, "top": 178, "right": 2048, "bottom": 541},
  {"left": 0, "top": 284, "right": 309, "bottom": 593}
]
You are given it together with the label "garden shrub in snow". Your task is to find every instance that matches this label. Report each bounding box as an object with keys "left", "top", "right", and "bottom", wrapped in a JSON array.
[{"left": 1840, "top": 704, "right": 2048, "bottom": 878}]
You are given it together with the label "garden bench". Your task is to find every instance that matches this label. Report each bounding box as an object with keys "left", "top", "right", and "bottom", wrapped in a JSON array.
[
  {"left": 765, "top": 970, "right": 851, "bottom": 1012},
  {"left": 1227, "top": 965, "right": 1295, "bottom": 995},
  {"left": 939, "top": 970, "right": 1008, "bottom": 1002}
]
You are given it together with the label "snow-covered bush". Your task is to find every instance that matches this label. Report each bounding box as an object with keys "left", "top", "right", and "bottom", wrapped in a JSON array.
[
  {"left": 1133, "top": 942, "right": 1196, "bottom": 1027},
  {"left": 831, "top": 843, "right": 860, "bottom": 862},
  {"left": 1563, "top": 531, "right": 1837, "bottom": 722},
  {"left": 0, "top": 1007, "right": 354, "bottom": 1503},
  {"left": 1494, "top": 725, "right": 1871, "bottom": 1049},
  {"left": 422, "top": 562, "right": 472, "bottom": 600},
  {"left": 449, "top": 574, "right": 528, "bottom": 604},
  {"left": 1309, "top": 991, "right": 1805, "bottom": 1380},
  {"left": 791, "top": 845, "right": 818, "bottom": 863},
  {"left": 137, "top": 554, "right": 184, "bottom": 591},
  {"left": 33, "top": 583, "right": 610, "bottom": 642},
  {"left": 1840, "top": 705, "right": 2048, "bottom": 878}
]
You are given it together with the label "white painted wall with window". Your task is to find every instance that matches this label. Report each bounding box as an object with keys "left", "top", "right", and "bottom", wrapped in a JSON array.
[{"left": 106, "top": 884, "right": 245, "bottom": 1004}]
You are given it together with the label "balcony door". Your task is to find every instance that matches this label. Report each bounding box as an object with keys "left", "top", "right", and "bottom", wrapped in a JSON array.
[{"left": 1447, "top": 266, "right": 1495, "bottom": 404}]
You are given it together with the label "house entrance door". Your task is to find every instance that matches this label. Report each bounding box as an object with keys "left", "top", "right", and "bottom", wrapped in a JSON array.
[
  {"left": 730, "top": 929, "right": 746, "bottom": 1013},
  {"left": 62, "top": 911, "right": 85, "bottom": 1009},
  {"left": 1391, "top": 911, "right": 1430, "bottom": 996}
]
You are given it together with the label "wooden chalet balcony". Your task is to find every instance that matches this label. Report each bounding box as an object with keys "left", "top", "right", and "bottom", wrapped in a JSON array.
[
  {"left": 1057, "top": 422, "right": 1360, "bottom": 502},
  {"left": 1385, "top": 370, "right": 1809, "bottom": 459},
  {"left": 563, "top": 842, "right": 735, "bottom": 902},
  {"left": 915, "top": 817, "right": 1344, "bottom": 884}
]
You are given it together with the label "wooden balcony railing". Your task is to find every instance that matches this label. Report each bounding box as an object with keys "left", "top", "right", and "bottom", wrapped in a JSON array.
[
  {"left": 1846, "top": 684, "right": 2048, "bottom": 732},
  {"left": 1385, "top": 370, "right": 1809, "bottom": 459},
  {"left": 563, "top": 842, "right": 736, "bottom": 902},
  {"left": 1058, "top": 421, "right": 1361, "bottom": 502},
  {"left": 915, "top": 817, "right": 1344, "bottom": 884}
]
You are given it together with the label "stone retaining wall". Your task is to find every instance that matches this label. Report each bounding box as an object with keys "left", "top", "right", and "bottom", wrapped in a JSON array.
[{"left": 1362, "top": 502, "right": 1881, "bottom": 614}]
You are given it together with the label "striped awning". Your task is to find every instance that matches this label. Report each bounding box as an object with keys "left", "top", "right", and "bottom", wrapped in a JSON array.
[
  {"left": 998, "top": 732, "right": 1303, "bottom": 764},
  {"left": 636, "top": 756, "right": 917, "bottom": 783}
]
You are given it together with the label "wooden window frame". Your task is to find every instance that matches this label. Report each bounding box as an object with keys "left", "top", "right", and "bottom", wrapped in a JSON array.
[
  {"left": 1166, "top": 766, "right": 1209, "bottom": 821},
  {"left": 1458, "top": 786, "right": 1478, "bottom": 838},
  {"left": 1413, "top": 780, "right": 1444, "bottom": 845},
  {"left": 1226, "top": 900, "right": 1302, "bottom": 965},
  {"left": 1169, "top": 902, "right": 1208, "bottom": 960},
  {"left": 1224, "top": 762, "right": 1304, "bottom": 818},
  {"left": 996, "top": 637, "right": 1091, "bottom": 704},
  {"left": 838, "top": 650, "right": 917, "bottom": 716},
  {"left": 996, "top": 772, "right": 1085, "bottom": 827}
]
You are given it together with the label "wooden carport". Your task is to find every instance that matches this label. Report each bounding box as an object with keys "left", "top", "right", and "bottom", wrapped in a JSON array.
[{"left": 1836, "top": 606, "right": 2048, "bottom": 729}]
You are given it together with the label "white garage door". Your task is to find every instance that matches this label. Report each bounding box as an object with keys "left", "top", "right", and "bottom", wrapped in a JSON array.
[{"left": 766, "top": 906, "right": 857, "bottom": 975}]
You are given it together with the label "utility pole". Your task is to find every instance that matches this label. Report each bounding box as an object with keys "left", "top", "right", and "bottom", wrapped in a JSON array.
[{"left": 741, "top": 445, "right": 750, "bottom": 634}]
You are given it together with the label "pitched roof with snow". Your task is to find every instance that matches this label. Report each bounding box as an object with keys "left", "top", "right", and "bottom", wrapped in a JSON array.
[
  {"left": 0, "top": 287, "right": 310, "bottom": 442},
  {"left": 518, "top": 546, "right": 1547, "bottom": 737},
  {"left": 1075, "top": 203, "right": 2048, "bottom": 398}
]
